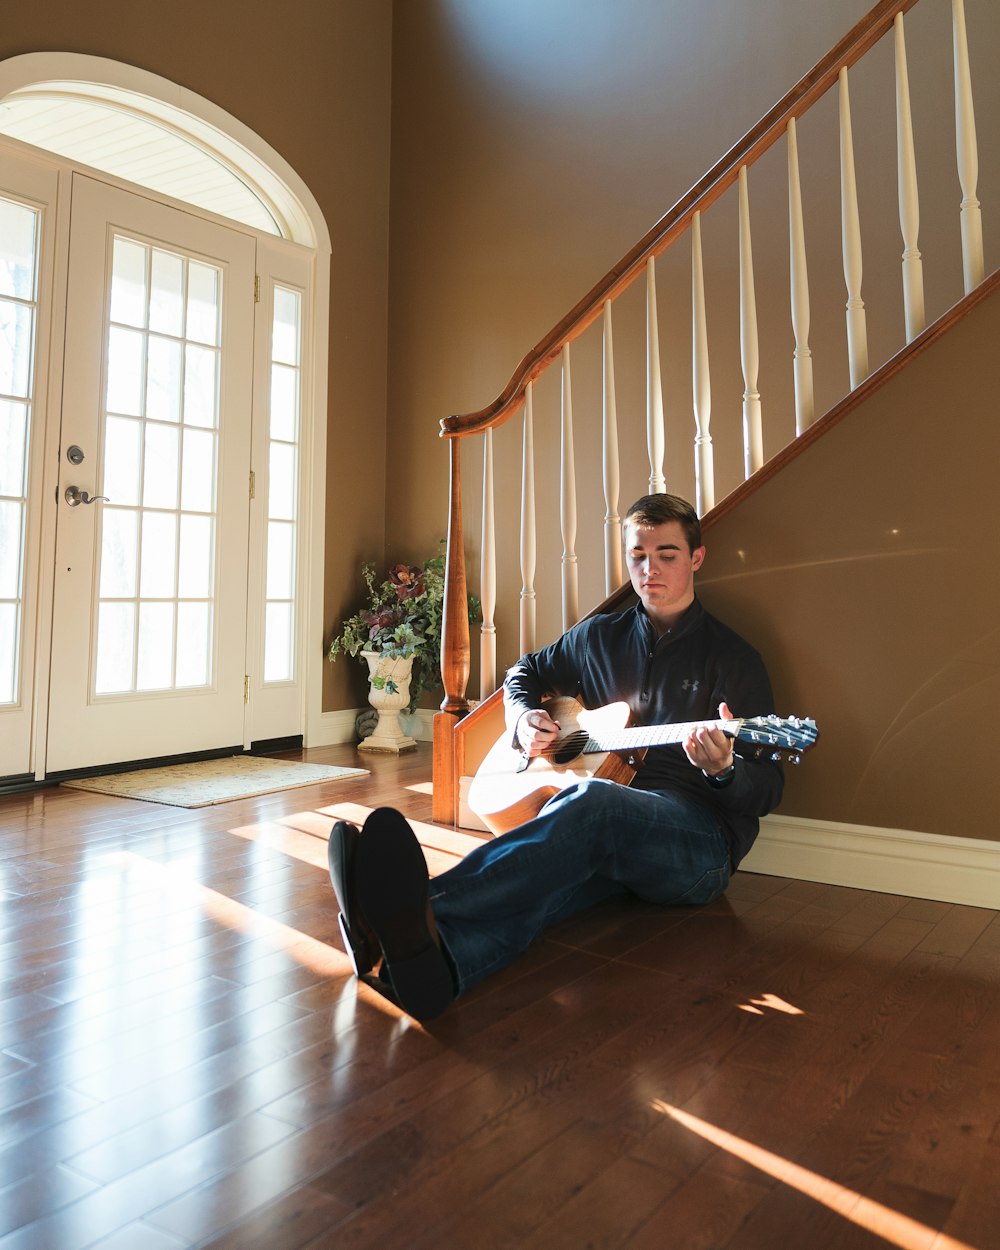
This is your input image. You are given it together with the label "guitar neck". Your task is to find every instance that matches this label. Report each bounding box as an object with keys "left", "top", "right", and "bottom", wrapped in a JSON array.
[{"left": 585, "top": 718, "right": 739, "bottom": 755}]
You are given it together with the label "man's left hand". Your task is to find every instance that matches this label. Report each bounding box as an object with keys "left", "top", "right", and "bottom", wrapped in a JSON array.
[{"left": 683, "top": 701, "right": 735, "bottom": 776}]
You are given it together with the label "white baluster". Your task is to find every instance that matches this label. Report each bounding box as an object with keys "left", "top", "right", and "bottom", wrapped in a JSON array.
[
  {"left": 479, "top": 427, "right": 496, "bottom": 700},
  {"left": 738, "top": 166, "right": 763, "bottom": 477},
  {"left": 839, "top": 66, "right": 869, "bottom": 388},
  {"left": 602, "top": 299, "right": 622, "bottom": 595},
  {"left": 560, "top": 344, "right": 579, "bottom": 629},
  {"left": 787, "top": 116, "right": 815, "bottom": 433},
  {"left": 646, "top": 256, "right": 666, "bottom": 494},
  {"left": 691, "top": 211, "right": 715, "bottom": 515},
  {"left": 519, "top": 382, "right": 536, "bottom": 656},
  {"left": 953, "top": 0, "right": 984, "bottom": 293},
  {"left": 895, "top": 12, "right": 925, "bottom": 342}
]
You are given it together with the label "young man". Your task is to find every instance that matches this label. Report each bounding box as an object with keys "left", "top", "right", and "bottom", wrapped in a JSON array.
[{"left": 328, "top": 493, "right": 784, "bottom": 1021}]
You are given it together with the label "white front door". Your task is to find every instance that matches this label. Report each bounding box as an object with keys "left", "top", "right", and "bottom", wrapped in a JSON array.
[{"left": 46, "top": 175, "right": 256, "bottom": 772}]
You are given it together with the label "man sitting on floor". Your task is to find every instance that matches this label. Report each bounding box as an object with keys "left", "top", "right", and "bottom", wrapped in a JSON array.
[{"left": 327, "top": 493, "right": 784, "bottom": 1021}]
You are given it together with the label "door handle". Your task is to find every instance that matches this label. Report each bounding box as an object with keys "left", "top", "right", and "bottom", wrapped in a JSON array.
[{"left": 64, "top": 485, "right": 110, "bottom": 507}]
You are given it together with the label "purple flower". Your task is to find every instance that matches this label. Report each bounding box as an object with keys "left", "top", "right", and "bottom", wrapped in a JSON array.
[{"left": 389, "top": 564, "right": 425, "bottom": 600}]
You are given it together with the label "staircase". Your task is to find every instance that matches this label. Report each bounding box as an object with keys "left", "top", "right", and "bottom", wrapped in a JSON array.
[{"left": 430, "top": 0, "right": 997, "bottom": 844}]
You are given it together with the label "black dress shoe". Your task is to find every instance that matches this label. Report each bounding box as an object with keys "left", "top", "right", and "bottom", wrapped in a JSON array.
[
  {"left": 353, "top": 807, "right": 455, "bottom": 1022},
  {"left": 327, "top": 819, "right": 380, "bottom": 977}
]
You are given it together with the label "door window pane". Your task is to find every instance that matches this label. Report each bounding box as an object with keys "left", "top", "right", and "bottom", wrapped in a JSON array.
[
  {"left": 175, "top": 601, "right": 210, "bottom": 687},
  {"left": 98, "top": 508, "right": 138, "bottom": 598},
  {"left": 0, "top": 603, "right": 16, "bottom": 704},
  {"left": 268, "top": 442, "right": 296, "bottom": 522},
  {"left": 187, "top": 262, "right": 220, "bottom": 346},
  {"left": 139, "top": 511, "right": 177, "bottom": 598},
  {"left": 266, "top": 521, "right": 294, "bottom": 599},
  {"left": 0, "top": 400, "right": 28, "bottom": 496},
  {"left": 137, "top": 602, "right": 174, "bottom": 690},
  {"left": 0, "top": 500, "right": 23, "bottom": 598},
  {"left": 180, "top": 429, "right": 216, "bottom": 513},
  {"left": 0, "top": 199, "right": 37, "bottom": 300},
  {"left": 149, "top": 250, "right": 185, "bottom": 336},
  {"left": 0, "top": 298, "right": 34, "bottom": 398},
  {"left": 269, "top": 364, "right": 298, "bottom": 443},
  {"left": 271, "top": 287, "right": 299, "bottom": 365},
  {"left": 264, "top": 601, "right": 292, "bottom": 682},
  {"left": 142, "top": 423, "right": 180, "bottom": 510},
  {"left": 106, "top": 326, "right": 144, "bottom": 416},
  {"left": 96, "top": 602, "right": 135, "bottom": 693},
  {"left": 178, "top": 514, "right": 213, "bottom": 598},
  {"left": 110, "top": 239, "right": 147, "bottom": 328},
  {"left": 103, "top": 416, "right": 142, "bottom": 507},
  {"left": 183, "top": 344, "right": 219, "bottom": 428},
  {"left": 146, "top": 337, "right": 183, "bottom": 423}
]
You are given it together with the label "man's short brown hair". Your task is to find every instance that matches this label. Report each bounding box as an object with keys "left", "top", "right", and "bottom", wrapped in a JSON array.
[{"left": 623, "top": 493, "right": 702, "bottom": 554}]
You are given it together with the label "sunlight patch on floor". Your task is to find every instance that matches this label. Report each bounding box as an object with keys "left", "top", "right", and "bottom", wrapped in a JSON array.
[
  {"left": 737, "top": 992, "right": 805, "bottom": 1016},
  {"left": 104, "top": 853, "right": 426, "bottom": 1028},
  {"left": 108, "top": 849, "right": 348, "bottom": 977},
  {"left": 650, "top": 1100, "right": 976, "bottom": 1250},
  {"left": 226, "top": 801, "right": 486, "bottom": 885}
]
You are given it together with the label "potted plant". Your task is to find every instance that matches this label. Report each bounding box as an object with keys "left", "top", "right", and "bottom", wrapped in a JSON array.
[{"left": 328, "top": 544, "right": 478, "bottom": 752}]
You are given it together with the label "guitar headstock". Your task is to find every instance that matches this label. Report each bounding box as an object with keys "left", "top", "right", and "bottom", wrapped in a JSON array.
[{"left": 736, "top": 714, "right": 819, "bottom": 763}]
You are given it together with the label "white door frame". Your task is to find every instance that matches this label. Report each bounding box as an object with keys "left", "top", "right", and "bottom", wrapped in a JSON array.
[{"left": 0, "top": 54, "right": 331, "bottom": 778}]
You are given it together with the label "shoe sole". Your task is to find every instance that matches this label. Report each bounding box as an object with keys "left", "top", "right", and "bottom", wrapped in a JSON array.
[
  {"left": 327, "top": 822, "right": 377, "bottom": 976},
  {"left": 354, "top": 807, "right": 454, "bottom": 1021}
]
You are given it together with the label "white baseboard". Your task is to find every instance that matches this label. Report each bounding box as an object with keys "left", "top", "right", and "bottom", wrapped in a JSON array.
[
  {"left": 306, "top": 707, "right": 436, "bottom": 749},
  {"left": 305, "top": 708, "right": 362, "bottom": 747},
  {"left": 743, "top": 814, "right": 1000, "bottom": 910}
]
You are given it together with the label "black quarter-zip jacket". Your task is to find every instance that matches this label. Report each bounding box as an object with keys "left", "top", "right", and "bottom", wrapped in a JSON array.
[{"left": 503, "top": 598, "right": 784, "bottom": 866}]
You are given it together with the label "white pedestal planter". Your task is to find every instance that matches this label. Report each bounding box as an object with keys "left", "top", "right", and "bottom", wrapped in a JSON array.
[{"left": 358, "top": 650, "right": 418, "bottom": 754}]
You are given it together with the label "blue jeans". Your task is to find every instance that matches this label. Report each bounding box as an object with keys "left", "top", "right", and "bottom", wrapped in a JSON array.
[{"left": 429, "top": 778, "right": 731, "bottom": 995}]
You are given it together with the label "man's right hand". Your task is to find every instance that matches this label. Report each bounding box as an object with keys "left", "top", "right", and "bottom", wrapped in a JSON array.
[{"left": 516, "top": 708, "right": 561, "bottom": 757}]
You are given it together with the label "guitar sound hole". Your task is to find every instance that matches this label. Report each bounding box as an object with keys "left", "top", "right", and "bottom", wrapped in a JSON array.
[{"left": 552, "top": 732, "right": 588, "bottom": 765}]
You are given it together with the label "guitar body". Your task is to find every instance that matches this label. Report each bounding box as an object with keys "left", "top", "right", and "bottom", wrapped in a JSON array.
[{"left": 468, "top": 697, "right": 643, "bottom": 836}]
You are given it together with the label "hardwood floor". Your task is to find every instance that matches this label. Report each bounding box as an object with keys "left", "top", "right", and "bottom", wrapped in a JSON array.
[{"left": 1, "top": 743, "right": 998, "bottom": 1249}]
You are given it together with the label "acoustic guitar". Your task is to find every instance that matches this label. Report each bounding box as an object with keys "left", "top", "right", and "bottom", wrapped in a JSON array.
[{"left": 467, "top": 696, "right": 819, "bottom": 836}]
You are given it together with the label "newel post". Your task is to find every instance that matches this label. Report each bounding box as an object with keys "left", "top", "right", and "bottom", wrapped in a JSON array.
[{"left": 433, "top": 436, "right": 471, "bottom": 823}]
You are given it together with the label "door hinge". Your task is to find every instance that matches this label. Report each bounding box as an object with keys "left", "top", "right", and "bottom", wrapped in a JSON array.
[
  {"left": 249, "top": 469, "right": 256, "bottom": 500},
  {"left": 244, "top": 675, "right": 250, "bottom": 703},
  {"left": 254, "top": 274, "right": 261, "bottom": 303}
]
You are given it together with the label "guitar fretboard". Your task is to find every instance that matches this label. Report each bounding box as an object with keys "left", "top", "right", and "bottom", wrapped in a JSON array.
[{"left": 583, "top": 718, "right": 740, "bottom": 755}]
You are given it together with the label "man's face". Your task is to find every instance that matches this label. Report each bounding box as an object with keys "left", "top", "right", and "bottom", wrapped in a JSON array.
[{"left": 625, "top": 520, "right": 705, "bottom": 628}]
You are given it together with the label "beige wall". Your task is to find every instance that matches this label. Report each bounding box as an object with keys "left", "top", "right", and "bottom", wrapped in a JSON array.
[
  {"left": 699, "top": 282, "right": 1000, "bottom": 842},
  {"left": 0, "top": 0, "right": 393, "bottom": 714}
]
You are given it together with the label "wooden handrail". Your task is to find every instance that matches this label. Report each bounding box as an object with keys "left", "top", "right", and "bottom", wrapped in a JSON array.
[{"left": 439, "top": 0, "right": 919, "bottom": 443}]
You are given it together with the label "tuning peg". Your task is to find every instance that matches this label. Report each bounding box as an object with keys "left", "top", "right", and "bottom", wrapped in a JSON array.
[
  {"left": 789, "top": 753, "right": 802, "bottom": 765},
  {"left": 770, "top": 750, "right": 782, "bottom": 762}
]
